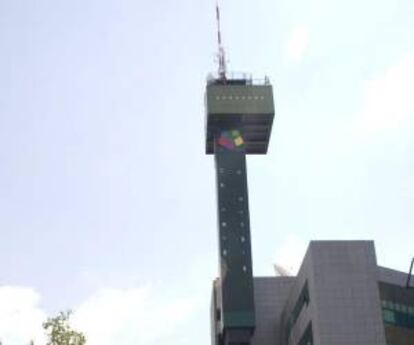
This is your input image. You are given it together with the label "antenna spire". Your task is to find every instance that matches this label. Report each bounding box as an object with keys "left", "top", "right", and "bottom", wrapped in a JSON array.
[{"left": 216, "top": 1, "right": 227, "bottom": 80}]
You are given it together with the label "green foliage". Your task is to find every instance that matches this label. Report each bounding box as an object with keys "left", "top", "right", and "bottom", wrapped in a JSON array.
[{"left": 43, "top": 311, "right": 86, "bottom": 345}]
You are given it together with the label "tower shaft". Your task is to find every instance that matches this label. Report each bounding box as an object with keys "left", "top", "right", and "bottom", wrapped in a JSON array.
[{"left": 215, "top": 144, "right": 255, "bottom": 343}]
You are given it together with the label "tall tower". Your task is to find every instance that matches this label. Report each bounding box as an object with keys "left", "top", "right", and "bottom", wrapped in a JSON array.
[{"left": 206, "top": 4, "right": 275, "bottom": 345}]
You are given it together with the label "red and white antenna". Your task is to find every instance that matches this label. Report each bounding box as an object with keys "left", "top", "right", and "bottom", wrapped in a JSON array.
[{"left": 216, "top": 1, "right": 227, "bottom": 80}]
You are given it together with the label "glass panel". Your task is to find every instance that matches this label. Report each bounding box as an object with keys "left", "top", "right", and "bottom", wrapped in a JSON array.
[{"left": 383, "top": 309, "right": 396, "bottom": 323}]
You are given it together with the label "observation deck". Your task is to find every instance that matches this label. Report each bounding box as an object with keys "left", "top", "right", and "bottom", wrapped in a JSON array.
[{"left": 205, "top": 73, "right": 275, "bottom": 154}]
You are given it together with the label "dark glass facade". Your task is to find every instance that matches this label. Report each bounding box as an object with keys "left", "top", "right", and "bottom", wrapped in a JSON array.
[{"left": 380, "top": 282, "right": 414, "bottom": 345}]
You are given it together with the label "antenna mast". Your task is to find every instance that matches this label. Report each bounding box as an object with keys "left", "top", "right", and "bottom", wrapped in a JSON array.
[{"left": 216, "top": 1, "right": 227, "bottom": 80}]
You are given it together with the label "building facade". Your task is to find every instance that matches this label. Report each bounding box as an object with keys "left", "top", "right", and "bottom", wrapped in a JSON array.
[{"left": 211, "top": 241, "right": 414, "bottom": 345}]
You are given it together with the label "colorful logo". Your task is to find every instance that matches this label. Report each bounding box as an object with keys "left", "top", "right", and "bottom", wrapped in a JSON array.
[{"left": 217, "top": 130, "right": 245, "bottom": 150}]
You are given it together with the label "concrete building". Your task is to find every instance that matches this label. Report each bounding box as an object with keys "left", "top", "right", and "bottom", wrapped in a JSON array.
[{"left": 211, "top": 241, "right": 414, "bottom": 345}]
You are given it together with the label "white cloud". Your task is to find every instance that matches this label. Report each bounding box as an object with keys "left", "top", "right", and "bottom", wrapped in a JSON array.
[
  {"left": 286, "top": 25, "right": 310, "bottom": 62},
  {"left": 0, "top": 287, "right": 46, "bottom": 345},
  {"left": 354, "top": 52, "right": 414, "bottom": 135},
  {"left": 274, "top": 234, "right": 308, "bottom": 275},
  {"left": 0, "top": 285, "right": 199, "bottom": 345},
  {"left": 72, "top": 286, "right": 197, "bottom": 345}
]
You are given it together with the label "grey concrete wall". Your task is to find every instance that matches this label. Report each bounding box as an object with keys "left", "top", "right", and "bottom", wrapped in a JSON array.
[
  {"left": 251, "top": 277, "right": 295, "bottom": 345},
  {"left": 309, "top": 241, "right": 387, "bottom": 345},
  {"left": 282, "top": 241, "right": 388, "bottom": 345}
]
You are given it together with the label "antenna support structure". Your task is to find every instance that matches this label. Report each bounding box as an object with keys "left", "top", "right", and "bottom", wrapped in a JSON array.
[{"left": 407, "top": 257, "right": 414, "bottom": 289}]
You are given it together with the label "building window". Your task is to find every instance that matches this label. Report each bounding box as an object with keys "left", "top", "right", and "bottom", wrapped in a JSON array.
[
  {"left": 286, "top": 282, "right": 310, "bottom": 339},
  {"left": 383, "top": 309, "right": 396, "bottom": 323},
  {"left": 298, "top": 322, "right": 313, "bottom": 345},
  {"left": 382, "top": 300, "right": 414, "bottom": 329}
]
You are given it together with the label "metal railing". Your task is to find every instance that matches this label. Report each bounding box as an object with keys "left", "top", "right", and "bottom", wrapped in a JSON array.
[{"left": 207, "top": 71, "right": 271, "bottom": 85}]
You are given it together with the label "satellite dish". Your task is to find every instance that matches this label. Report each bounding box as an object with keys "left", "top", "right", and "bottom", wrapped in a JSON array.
[{"left": 274, "top": 263, "right": 293, "bottom": 277}]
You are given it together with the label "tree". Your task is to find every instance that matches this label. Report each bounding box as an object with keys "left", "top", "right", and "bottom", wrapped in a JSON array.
[{"left": 43, "top": 311, "right": 86, "bottom": 345}]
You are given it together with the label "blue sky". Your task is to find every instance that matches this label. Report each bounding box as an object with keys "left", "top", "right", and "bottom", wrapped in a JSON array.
[{"left": 0, "top": 0, "right": 413, "bottom": 344}]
